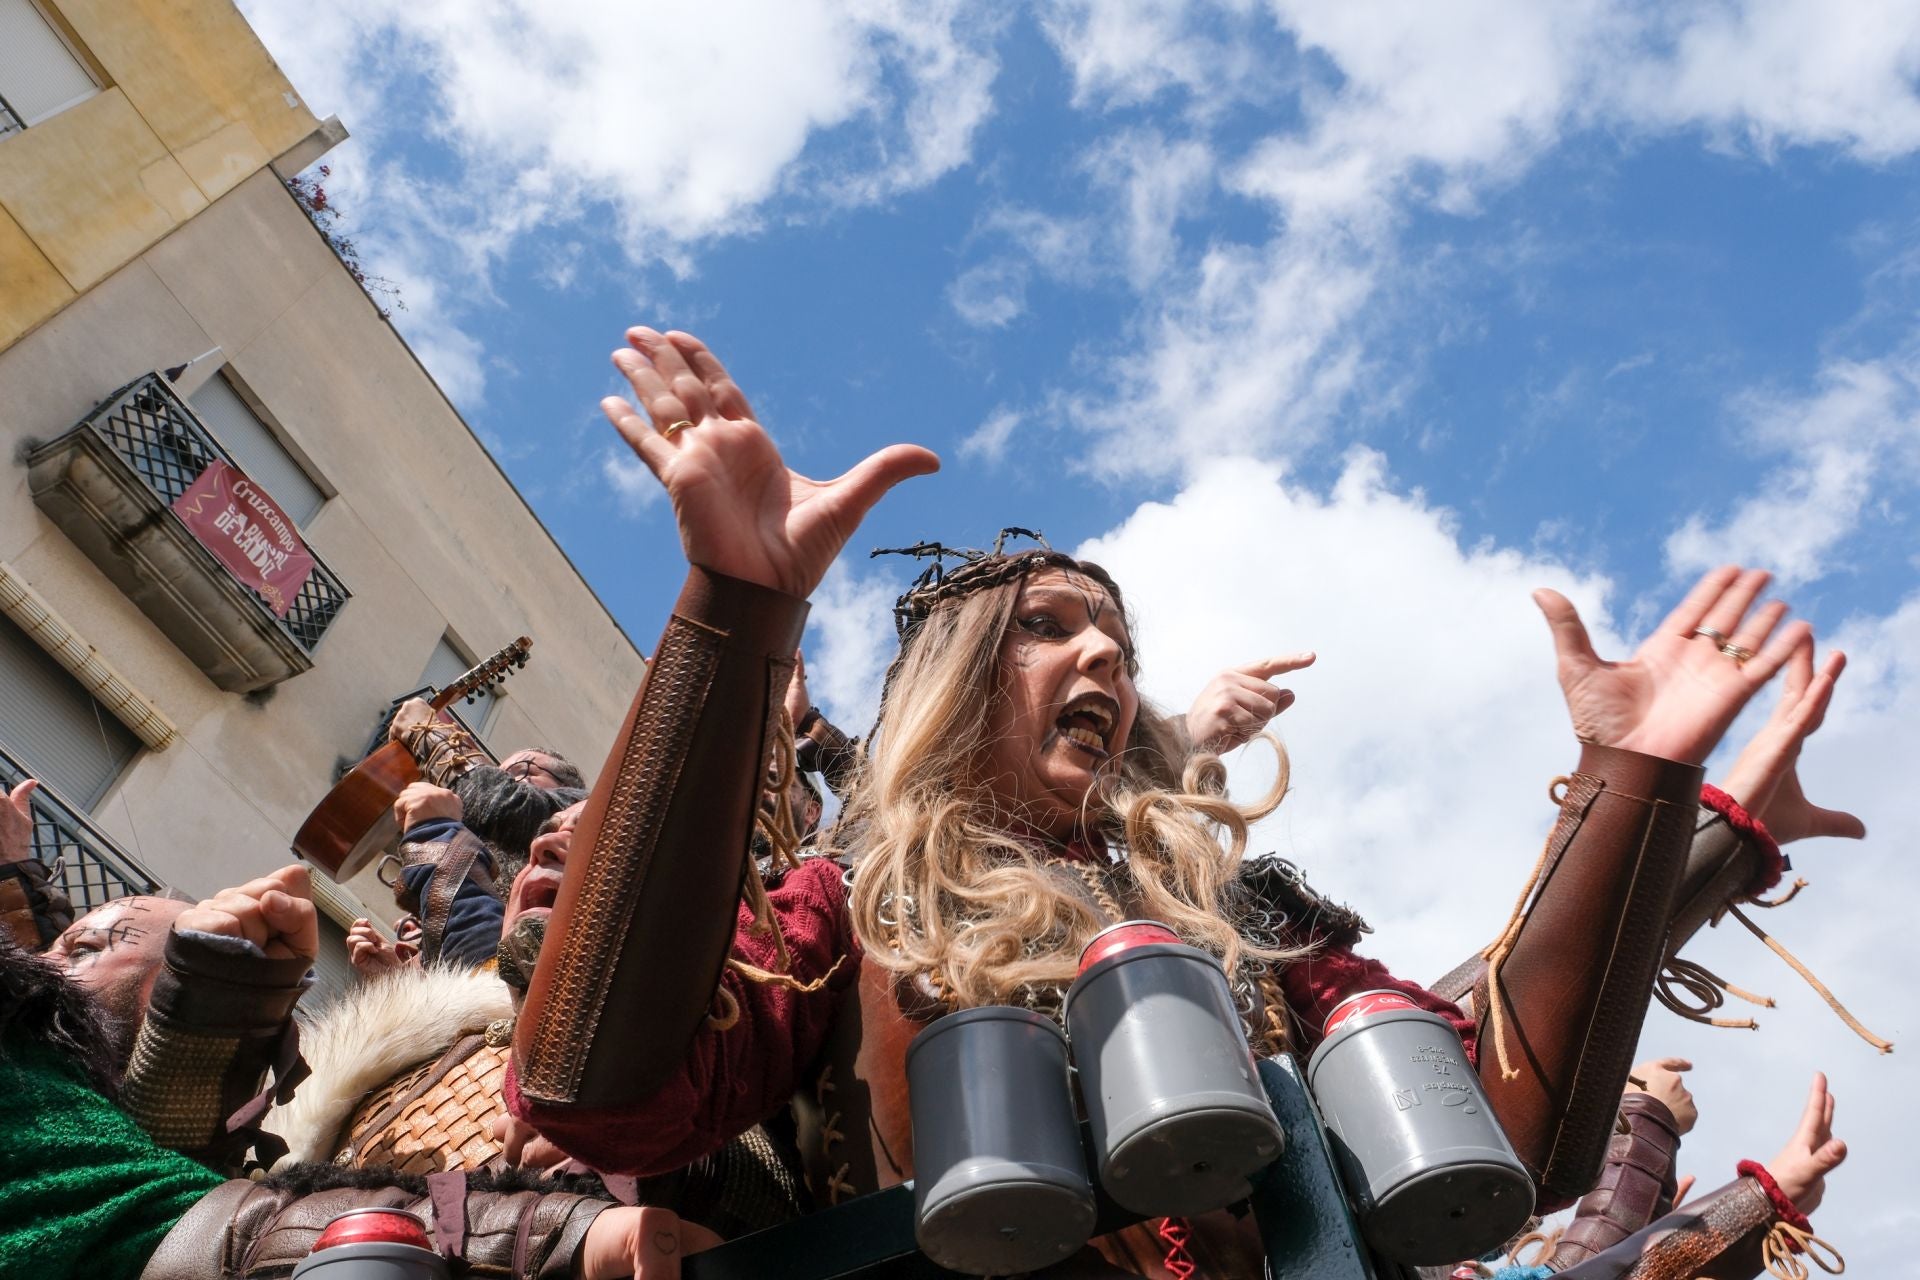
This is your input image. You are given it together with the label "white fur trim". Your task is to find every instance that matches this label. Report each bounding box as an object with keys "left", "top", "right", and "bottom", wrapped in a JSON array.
[{"left": 265, "top": 965, "right": 514, "bottom": 1168}]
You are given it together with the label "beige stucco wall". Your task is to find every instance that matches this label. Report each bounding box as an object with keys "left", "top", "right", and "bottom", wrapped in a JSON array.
[
  {"left": 0, "top": 0, "right": 320, "bottom": 348},
  {"left": 0, "top": 169, "right": 644, "bottom": 920}
]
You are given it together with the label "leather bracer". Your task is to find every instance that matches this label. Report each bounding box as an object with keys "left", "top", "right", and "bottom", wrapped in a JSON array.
[
  {"left": 1552, "top": 1171, "right": 1796, "bottom": 1280},
  {"left": 1551, "top": 1092, "right": 1682, "bottom": 1268},
  {"left": 118, "top": 928, "right": 311, "bottom": 1173},
  {"left": 0, "top": 856, "right": 75, "bottom": 949},
  {"left": 1667, "top": 789, "right": 1780, "bottom": 959},
  {"left": 138, "top": 1173, "right": 603, "bottom": 1279},
  {"left": 515, "top": 567, "right": 806, "bottom": 1108},
  {"left": 400, "top": 823, "right": 497, "bottom": 962},
  {"left": 1468, "top": 744, "right": 1702, "bottom": 1203}
]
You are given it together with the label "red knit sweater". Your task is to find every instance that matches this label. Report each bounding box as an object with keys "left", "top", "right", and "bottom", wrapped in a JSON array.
[{"left": 506, "top": 857, "right": 1475, "bottom": 1177}]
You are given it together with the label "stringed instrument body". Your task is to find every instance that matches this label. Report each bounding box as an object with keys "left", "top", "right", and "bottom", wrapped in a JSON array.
[{"left": 292, "top": 637, "right": 531, "bottom": 880}]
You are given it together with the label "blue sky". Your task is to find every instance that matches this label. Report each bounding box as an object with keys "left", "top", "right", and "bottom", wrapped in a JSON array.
[{"left": 242, "top": 0, "right": 1918, "bottom": 1258}]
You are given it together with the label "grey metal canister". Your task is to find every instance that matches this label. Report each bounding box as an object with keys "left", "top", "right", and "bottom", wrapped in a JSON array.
[
  {"left": 292, "top": 1208, "right": 449, "bottom": 1280},
  {"left": 1305, "top": 990, "right": 1535, "bottom": 1265},
  {"left": 1064, "top": 923, "right": 1284, "bottom": 1216},
  {"left": 905, "top": 1005, "right": 1097, "bottom": 1275}
]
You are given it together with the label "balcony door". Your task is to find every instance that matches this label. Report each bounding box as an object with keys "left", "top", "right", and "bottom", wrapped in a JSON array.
[{"left": 0, "top": 612, "right": 139, "bottom": 809}]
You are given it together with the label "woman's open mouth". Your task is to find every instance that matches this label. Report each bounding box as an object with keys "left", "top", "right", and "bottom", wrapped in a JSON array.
[{"left": 1054, "top": 692, "right": 1118, "bottom": 759}]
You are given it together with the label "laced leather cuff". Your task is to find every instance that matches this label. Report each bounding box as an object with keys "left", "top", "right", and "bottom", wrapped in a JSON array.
[
  {"left": 1475, "top": 742, "right": 1703, "bottom": 1203},
  {"left": 515, "top": 566, "right": 807, "bottom": 1108},
  {"left": 1553, "top": 1092, "right": 1682, "bottom": 1266}
]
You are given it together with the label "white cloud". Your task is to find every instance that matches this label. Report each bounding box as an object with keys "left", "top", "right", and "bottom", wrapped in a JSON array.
[
  {"left": 959, "top": 407, "right": 1024, "bottom": 463},
  {"left": 803, "top": 560, "right": 902, "bottom": 733},
  {"left": 1666, "top": 350, "right": 1920, "bottom": 586},
  {"left": 600, "top": 450, "right": 661, "bottom": 517},
  {"left": 948, "top": 261, "right": 1029, "bottom": 328},
  {"left": 1020, "top": 0, "right": 1920, "bottom": 478},
  {"left": 239, "top": 0, "right": 1004, "bottom": 402}
]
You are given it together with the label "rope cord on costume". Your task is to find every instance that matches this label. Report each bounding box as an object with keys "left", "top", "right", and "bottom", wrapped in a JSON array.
[
  {"left": 1477, "top": 776, "right": 1570, "bottom": 1081},
  {"left": 1726, "top": 902, "right": 1893, "bottom": 1054},
  {"left": 1156, "top": 1216, "right": 1197, "bottom": 1280},
  {"left": 1505, "top": 1227, "right": 1561, "bottom": 1269},
  {"left": 1655, "top": 956, "right": 1771, "bottom": 1029},
  {"left": 1764, "top": 1222, "right": 1845, "bottom": 1279},
  {"left": 706, "top": 708, "right": 846, "bottom": 1031}
]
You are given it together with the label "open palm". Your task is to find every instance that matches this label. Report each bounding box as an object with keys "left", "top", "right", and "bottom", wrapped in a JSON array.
[
  {"left": 604, "top": 329, "right": 938, "bottom": 599},
  {"left": 1535, "top": 566, "right": 1812, "bottom": 766}
]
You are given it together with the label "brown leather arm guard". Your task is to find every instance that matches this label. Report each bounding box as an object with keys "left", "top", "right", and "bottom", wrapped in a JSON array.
[
  {"left": 118, "top": 927, "right": 312, "bottom": 1173},
  {"left": 795, "top": 710, "right": 861, "bottom": 798},
  {"left": 139, "top": 1171, "right": 603, "bottom": 1279},
  {"left": 1551, "top": 1168, "right": 1826, "bottom": 1280},
  {"left": 397, "top": 823, "right": 497, "bottom": 962},
  {"left": 1436, "top": 743, "right": 1702, "bottom": 1204},
  {"left": 1667, "top": 794, "right": 1776, "bottom": 959},
  {"left": 1551, "top": 1092, "right": 1682, "bottom": 1268},
  {"left": 0, "top": 856, "right": 75, "bottom": 949},
  {"left": 515, "top": 567, "right": 806, "bottom": 1109}
]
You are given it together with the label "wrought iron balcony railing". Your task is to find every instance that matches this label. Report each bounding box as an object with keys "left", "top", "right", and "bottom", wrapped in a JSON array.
[
  {"left": 0, "top": 743, "right": 161, "bottom": 916},
  {"left": 0, "top": 92, "right": 24, "bottom": 140},
  {"left": 78, "top": 374, "right": 350, "bottom": 652}
]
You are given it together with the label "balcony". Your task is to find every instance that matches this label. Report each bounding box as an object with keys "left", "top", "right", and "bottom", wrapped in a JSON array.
[
  {"left": 0, "top": 91, "right": 23, "bottom": 140},
  {"left": 0, "top": 744, "right": 160, "bottom": 915},
  {"left": 27, "top": 373, "right": 350, "bottom": 692}
]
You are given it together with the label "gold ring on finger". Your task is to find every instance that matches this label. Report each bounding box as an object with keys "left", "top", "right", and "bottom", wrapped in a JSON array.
[
  {"left": 1690, "top": 626, "right": 1728, "bottom": 644},
  {"left": 1719, "top": 642, "right": 1756, "bottom": 664},
  {"left": 662, "top": 419, "right": 696, "bottom": 439}
]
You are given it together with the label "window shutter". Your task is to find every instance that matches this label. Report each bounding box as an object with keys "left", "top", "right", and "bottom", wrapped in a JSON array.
[
  {"left": 0, "top": 613, "right": 139, "bottom": 810},
  {"left": 0, "top": 0, "right": 97, "bottom": 128},
  {"left": 189, "top": 373, "right": 327, "bottom": 526}
]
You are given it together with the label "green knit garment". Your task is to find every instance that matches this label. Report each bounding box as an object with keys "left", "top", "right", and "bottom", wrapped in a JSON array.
[{"left": 0, "top": 1041, "right": 223, "bottom": 1279}]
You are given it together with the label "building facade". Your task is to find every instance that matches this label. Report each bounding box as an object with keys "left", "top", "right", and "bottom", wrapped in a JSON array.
[{"left": 0, "top": 0, "right": 644, "bottom": 989}]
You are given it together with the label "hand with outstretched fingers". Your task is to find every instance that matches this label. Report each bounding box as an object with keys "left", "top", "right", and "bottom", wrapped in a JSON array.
[
  {"left": 1718, "top": 642, "right": 1865, "bottom": 845},
  {"left": 1, "top": 778, "right": 37, "bottom": 865},
  {"left": 1185, "top": 654, "right": 1316, "bottom": 752},
  {"left": 577, "top": 1205, "right": 723, "bottom": 1280},
  {"left": 1764, "top": 1072, "right": 1847, "bottom": 1216},
  {"left": 1535, "top": 565, "right": 1812, "bottom": 765},
  {"left": 603, "top": 328, "right": 940, "bottom": 599},
  {"left": 1626, "top": 1055, "right": 1698, "bottom": 1135},
  {"left": 173, "top": 863, "right": 319, "bottom": 963}
]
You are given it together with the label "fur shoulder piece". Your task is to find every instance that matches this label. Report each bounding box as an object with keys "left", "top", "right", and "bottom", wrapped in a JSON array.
[
  {"left": 1237, "top": 853, "right": 1371, "bottom": 950},
  {"left": 264, "top": 964, "right": 514, "bottom": 1168}
]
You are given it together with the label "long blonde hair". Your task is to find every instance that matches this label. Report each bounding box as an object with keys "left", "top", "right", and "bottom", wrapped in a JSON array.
[{"left": 840, "top": 561, "right": 1304, "bottom": 1010}]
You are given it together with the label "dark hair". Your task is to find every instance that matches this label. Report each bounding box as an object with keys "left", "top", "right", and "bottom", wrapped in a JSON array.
[
  {"left": 453, "top": 767, "right": 587, "bottom": 878},
  {"left": 0, "top": 928, "right": 122, "bottom": 1095},
  {"left": 515, "top": 749, "right": 585, "bottom": 790}
]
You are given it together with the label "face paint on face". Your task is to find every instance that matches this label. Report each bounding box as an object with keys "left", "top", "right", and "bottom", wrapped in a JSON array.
[
  {"left": 46, "top": 895, "right": 189, "bottom": 1024},
  {"left": 980, "top": 568, "right": 1141, "bottom": 839}
]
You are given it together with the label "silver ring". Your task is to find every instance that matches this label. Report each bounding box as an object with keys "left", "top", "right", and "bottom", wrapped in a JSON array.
[{"left": 1690, "top": 626, "right": 1728, "bottom": 644}]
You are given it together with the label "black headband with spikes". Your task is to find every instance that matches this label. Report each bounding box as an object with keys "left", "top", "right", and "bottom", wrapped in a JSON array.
[{"left": 872, "top": 528, "right": 1081, "bottom": 641}]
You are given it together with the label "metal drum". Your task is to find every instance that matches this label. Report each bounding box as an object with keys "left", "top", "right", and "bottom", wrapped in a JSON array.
[
  {"left": 292, "top": 1208, "right": 449, "bottom": 1280},
  {"left": 1306, "top": 990, "right": 1535, "bottom": 1265},
  {"left": 1064, "top": 921, "right": 1284, "bottom": 1216},
  {"left": 905, "top": 1005, "right": 1097, "bottom": 1276}
]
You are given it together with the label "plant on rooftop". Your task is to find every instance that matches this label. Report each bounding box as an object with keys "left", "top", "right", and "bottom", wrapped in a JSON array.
[{"left": 286, "top": 166, "right": 405, "bottom": 320}]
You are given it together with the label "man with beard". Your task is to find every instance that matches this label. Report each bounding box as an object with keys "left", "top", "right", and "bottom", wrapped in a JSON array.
[
  {"left": 0, "top": 922, "right": 711, "bottom": 1279},
  {"left": 269, "top": 796, "right": 806, "bottom": 1245}
]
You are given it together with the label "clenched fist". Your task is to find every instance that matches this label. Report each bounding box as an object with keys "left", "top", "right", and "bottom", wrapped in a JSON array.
[{"left": 174, "top": 863, "right": 318, "bottom": 962}]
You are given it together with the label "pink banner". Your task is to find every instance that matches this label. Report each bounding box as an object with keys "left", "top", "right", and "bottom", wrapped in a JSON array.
[{"left": 171, "top": 459, "right": 316, "bottom": 617}]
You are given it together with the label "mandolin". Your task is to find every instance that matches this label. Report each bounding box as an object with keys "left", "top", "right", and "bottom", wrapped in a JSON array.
[{"left": 291, "top": 637, "right": 532, "bottom": 880}]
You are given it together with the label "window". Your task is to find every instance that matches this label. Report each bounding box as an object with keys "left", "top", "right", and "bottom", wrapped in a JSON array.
[
  {"left": 189, "top": 371, "right": 327, "bottom": 526},
  {"left": 0, "top": 612, "right": 139, "bottom": 809},
  {"left": 419, "top": 635, "right": 498, "bottom": 735},
  {"left": 0, "top": 0, "right": 99, "bottom": 138}
]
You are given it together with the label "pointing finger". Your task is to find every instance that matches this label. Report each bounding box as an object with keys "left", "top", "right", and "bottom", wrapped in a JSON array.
[{"left": 1234, "top": 653, "right": 1317, "bottom": 680}]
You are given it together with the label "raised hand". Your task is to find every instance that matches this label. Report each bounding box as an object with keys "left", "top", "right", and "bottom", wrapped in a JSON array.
[
  {"left": 346, "top": 917, "right": 417, "bottom": 977},
  {"left": 604, "top": 329, "right": 940, "bottom": 599},
  {"left": 1719, "top": 643, "right": 1865, "bottom": 844},
  {"left": 1185, "top": 654, "right": 1316, "bottom": 752},
  {"left": 174, "top": 863, "right": 319, "bottom": 963},
  {"left": 1, "top": 777, "right": 37, "bottom": 865},
  {"left": 1764, "top": 1072, "right": 1847, "bottom": 1215},
  {"left": 393, "top": 780, "right": 463, "bottom": 833},
  {"left": 1534, "top": 566, "right": 1811, "bottom": 766},
  {"left": 577, "top": 1204, "right": 723, "bottom": 1280}
]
